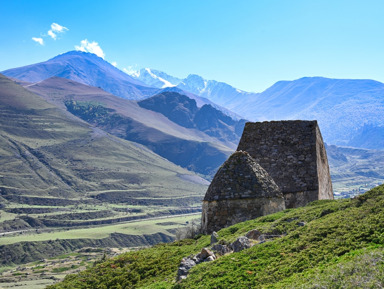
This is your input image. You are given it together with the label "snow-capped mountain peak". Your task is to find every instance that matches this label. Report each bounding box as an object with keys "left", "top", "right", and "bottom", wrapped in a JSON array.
[
  {"left": 126, "top": 66, "right": 256, "bottom": 111},
  {"left": 144, "top": 68, "right": 176, "bottom": 88},
  {"left": 128, "top": 68, "right": 181, "bottom": 89}
]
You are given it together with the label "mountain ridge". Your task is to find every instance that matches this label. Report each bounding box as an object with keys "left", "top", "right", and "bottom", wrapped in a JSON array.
[
  {"left": 2, "top": 51, "right": 157, "bottom": 100},
  {"left": 138, "top": 91, "right": 246, "bottom": 144},
  {"left": 4, "top": 51, "right": 384, "bottom": 149}
]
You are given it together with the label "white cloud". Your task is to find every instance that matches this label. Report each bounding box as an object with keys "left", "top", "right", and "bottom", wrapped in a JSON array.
[
  {"left": 123, "top": 66, "right": 140, "bottom": 77},
  {"left": 32, "top": 37, "right": 44, "bottom": 45},
  {"left": 47, "top": 30, "right": 56, "bottom": 40},
  {"left": 48, "top": 23, "right": 68, "bottom": 40},
  {"left": 75, "top": 39, "right": 105, "bottom": 59},
  {"left": 111, "top": 61, "right": 117, "bottom": 67},
  {"left": 51, "top": 23, "right": 68, "bottom": 33}
]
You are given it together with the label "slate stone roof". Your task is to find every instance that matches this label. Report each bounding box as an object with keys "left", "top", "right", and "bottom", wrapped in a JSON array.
[{"left": 203, "top": 151, "right": 282, "bottom": 202}]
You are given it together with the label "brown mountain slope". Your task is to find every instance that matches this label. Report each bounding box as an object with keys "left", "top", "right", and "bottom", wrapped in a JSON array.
[
  {"left": 26, "top": 77, "right": 233, "bottom": 177},
  {"left": 0, "top": 73, "right": 208, "bottom": 200}
]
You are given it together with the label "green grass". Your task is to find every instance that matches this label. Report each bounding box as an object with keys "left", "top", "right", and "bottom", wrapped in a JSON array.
[
  {"left": 0, "top": 265, "right": 15, "bottom": 274},
  {"left": 274, "top": 247, "right": 384, "bottom": 288},
  {"left": 48, "top": 185, "right": 384, "bottom": 289},
  {"left": 0, "top": 210, "right": 17, "bottom": 222},
  {"left": 0, "top": 214, "right": 199, "bottom": 245},
  {"left": 52, "top": 266, "right": 76, "bottom": 273}
]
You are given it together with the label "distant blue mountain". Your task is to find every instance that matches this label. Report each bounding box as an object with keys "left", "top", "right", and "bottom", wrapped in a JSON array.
[
  {"left": 176, "top": 74, "right": 258, "bottom": 109},
  {"left": 231, "top": 77, "right": 384, "bottom": 146},
  {"left": 348, "top": 124, "right": 384, "bottom": 150},
  {"left": 2, "top": 51, "right": 157, "bottom": 100},
  {"left": 129, "top": 68, "right": 384, "bottom": 148}
]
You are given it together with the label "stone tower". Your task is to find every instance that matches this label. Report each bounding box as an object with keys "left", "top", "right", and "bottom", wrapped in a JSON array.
[
  {"left": 237, "top": 120, "right": 333, "bottom": 208},
  {"left": 201, "top": 151, "right": 285, "bottom": 234}
]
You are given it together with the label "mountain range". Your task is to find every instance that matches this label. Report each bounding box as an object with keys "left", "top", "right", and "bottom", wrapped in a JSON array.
[
  {"left": 4, "top": 50, "right": 384, "bottom": 149},
  {"left": 128, "top": 68, "right": 384, "bottom": 148},
  {"left": 129, "top": 68, "right": 257, "bottom": 110},
  {"left": 233, "top": 77, "right": 384, "bottom": 146},
  {"left": 138, "top": 92, "right": 246, "bottom": 144},
  {"left": 2, "top": 50, "right": 384, "bottom": 176}
]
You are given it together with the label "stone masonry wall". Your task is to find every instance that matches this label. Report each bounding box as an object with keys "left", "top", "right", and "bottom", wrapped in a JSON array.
[
  {"left": 237, "top": 120, "right": 333, "bottom": 208},
  {"left": 201, "top": 197, "right": 285, "bottom": 234},
  {"left": 202, "top": 121, "right": 333, "bottom": 233},
  {"left": 316, "top": 126, "right": 334, "bottom": 200},
  {"left": 201, "top": 151, "right": 285, "bottom": 234}
]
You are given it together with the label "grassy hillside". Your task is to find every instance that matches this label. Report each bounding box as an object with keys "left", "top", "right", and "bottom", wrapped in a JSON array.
[
  {"left": 47, "top": 184, "right": 384, "bottom": 288},
  {"left": 0, "top": 73, "right": 207, "bottom": 197},
  {"left": 0, "top": 74, "right": 208, "bottom": 266}
]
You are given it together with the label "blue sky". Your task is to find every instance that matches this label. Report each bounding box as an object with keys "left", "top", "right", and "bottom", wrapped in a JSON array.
[{"left": 1, "top": 0, "right": 384, "bottom": 92}]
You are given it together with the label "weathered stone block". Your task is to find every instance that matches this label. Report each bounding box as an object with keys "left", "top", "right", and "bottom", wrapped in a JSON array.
[
  {"left": 245, "top": 229, "right": 261, "bottom": 240},
  {"left": 237, "top": 120, "right": 333, "bottom": 208},
  {"left": 230, "top": 236, "right": 252, "bottom": 252},
  {"left": 211, "top": 244, "right": 232, "bottom": 255},
  {"left": 201, "top": 120, "right": 333, "bottom": 234},
  {"left": 201, "top": 151, "right": 285, "bottom": 234}
]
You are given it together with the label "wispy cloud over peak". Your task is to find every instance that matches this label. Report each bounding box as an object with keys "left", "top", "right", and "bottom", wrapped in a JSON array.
[
  {"left": 51, "top": 23, "right": 68, "bottom": 33},
  {"left": 32, "top": 37, "right": 44, "bottom": 45},
  {"left": 32, "top": 22, "right": 68, "bottom": 45},
  {"left": 75, "top": 39, "right": 105, "bottom": 59},
  {"left": 48, "top": 23, "right": 68, "bottom": 40}
]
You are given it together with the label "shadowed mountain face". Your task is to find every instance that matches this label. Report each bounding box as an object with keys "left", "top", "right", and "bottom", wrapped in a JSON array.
[
  {"left": 25, "top": 77, "right": 234, "bottom": 177},
  {"left": 2, "top": 51, "right": 157, "bottom": 100},
  {"left": 138, "top": 92, "right": 247, "bottom": 144},
  {"left": 0, "top": 74, "right": 208, "bottom": 199}
]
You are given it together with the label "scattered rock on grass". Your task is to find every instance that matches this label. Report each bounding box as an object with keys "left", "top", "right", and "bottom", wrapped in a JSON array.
[
  {"left": 245, "top": 229, "right": 261, "bottom": 240},
  {"left": 177, "top": 258, "right": 196, "bottom": 281},
  {"left": 177, "top": 248, "right": 216, "bottom": 281},
  {"left": 231, "top": 236, "right": 252, "bottom": 252},
  {"left": 211, "top": 244, "right": 232, "bottom": 256}
]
